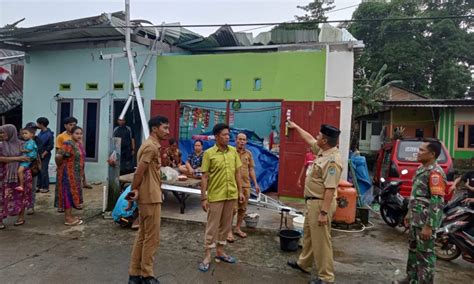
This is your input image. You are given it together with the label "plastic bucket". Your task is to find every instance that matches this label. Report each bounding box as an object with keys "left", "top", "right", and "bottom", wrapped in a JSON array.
[
  {"left": 293, "top": 216, "right": 305, "bottom": 246},
  {"left": 244, "top": 215, "right": 259, "bottom": 228},
  {"left": 279, "top": 229, "right": 302, "bottom": 252}
]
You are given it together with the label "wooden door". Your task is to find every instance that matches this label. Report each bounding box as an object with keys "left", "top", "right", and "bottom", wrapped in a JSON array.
[
  {"left": 150, "top": 100, "right": 179, "bottom": 147},
  {"left": 278, "top": 101, "right": 340, "bottom": 197}
]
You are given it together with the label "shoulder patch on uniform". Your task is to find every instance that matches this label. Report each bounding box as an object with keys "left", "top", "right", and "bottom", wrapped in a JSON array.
[
  {"left": 328, "top": 166, "right": 336, "bottom": 176},
  {"left": 429, "top": 171, "right": 445, "bottom": 196}
]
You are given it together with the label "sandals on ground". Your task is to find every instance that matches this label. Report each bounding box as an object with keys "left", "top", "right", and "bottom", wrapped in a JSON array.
[
  {"left": 64, "top": 219, "right": 84, "bottom": 226},
  {"left": 14, "top": 219, "right": 25, "bottom": 226},
  {"left": 215, "top": 255, "right": 237, "bottom": 264},
  {"left": 198, "top": 262, "right": 210, "bottom": 272},
  {"left": 234, "top": 230, "right": 247, "bottom": 238}
]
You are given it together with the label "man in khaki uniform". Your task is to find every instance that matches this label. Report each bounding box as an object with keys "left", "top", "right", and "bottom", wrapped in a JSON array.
[
  {"left": 227, "top": 133, "right": 260, "bottom": 241},
  {"left": 199, "top": 123, "right": 244, "bottom": 272},
  {"left": 128, "top": 116, "right": 170, "bottom": 284},
  {"left": 287, "top": 122, "right": 342, "bottom": 284}
]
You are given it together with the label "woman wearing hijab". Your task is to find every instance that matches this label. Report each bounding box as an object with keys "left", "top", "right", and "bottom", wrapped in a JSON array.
[{"left": 0, "top": 125, "right": 32, "bottom": 229}]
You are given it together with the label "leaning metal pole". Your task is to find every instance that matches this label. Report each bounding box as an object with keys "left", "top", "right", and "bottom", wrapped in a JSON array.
[{"left": 125, "top": 0, "right": 150, "bottom": 138}]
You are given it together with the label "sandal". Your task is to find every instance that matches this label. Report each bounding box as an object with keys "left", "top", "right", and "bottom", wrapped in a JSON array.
[
  {"left": 198, "top": 262, "right": 210, "bottom": 272},
  {"left": 57, "top": 208, "right": 64, "bottom": 213},
  {"left": 234, "top": 230, "right": 247, "bottom": 238},
  {"left": 215, "top": 255, "right": 236, "bottom": 264},
  {"left": 0, "top": 223, "right": 5, "bottom": 229},
  {"left": 14, "top": 219, "right": 25, "bottom": 226},
  {"left": 15, "top": 186, "right": 24, "bottom": 192},
  {"left": 64, "top": 219, "right": 84, "bottom": 226}
]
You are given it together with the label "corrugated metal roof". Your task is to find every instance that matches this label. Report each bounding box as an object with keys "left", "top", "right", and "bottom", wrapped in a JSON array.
[
  {"left": 0, "top": 12, "right": 160, "bottom": 50},
  {"left": 384, "top": 99, "right": 474, "bottom": 108}
]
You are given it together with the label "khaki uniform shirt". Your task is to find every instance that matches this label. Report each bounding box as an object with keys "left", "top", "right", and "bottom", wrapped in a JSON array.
[
  {"left": 136, "top": 137, "right": 162, "bottom": 204},
  {"left": 201, "top": 145, "right": 242, "bottom": 202},
  {"left": 304, "top": 143, "right": 342, "bottom": 199},
  {"left": 238, "top": 148, "right": 255, "bottom": 189}
]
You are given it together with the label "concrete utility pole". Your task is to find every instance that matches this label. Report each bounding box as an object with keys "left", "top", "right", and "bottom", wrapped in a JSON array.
[{"left": 124, "top": 0, "right": 149, "bottom": 138}]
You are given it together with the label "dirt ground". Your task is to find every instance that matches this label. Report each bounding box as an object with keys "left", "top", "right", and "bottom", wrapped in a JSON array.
[{"left": 0, "top": 186, "right": 472, "bottom": 284}]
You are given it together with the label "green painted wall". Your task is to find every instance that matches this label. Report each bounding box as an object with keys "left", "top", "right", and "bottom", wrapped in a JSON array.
[
  {"left": 438, "top": 108, "right": 474, "bottom": 159},
  {"left": 156, "top": 51, "right": 326, "bottom": 101}
]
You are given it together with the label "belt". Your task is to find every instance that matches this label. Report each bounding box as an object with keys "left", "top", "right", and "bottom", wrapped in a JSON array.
[{"left": 304, "top": 196, "right": 323, "bottom": 201}]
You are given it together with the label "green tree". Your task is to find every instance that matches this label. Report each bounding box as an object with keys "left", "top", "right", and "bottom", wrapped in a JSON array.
[
  {"left": 349, "top": 0, "right": 472, "bottom": 98},
  {"left": 274, "top": 1, "right": 334, "bottom": 31}
]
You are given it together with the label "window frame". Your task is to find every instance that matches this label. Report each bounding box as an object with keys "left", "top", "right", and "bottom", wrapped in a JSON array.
[
  {"left": 56, "top": 99, "right": 74, "bottom": 135},
  {"left": 224, "top": 79, "right": 232, "bottom": 91},
  {"left": 253, "top": 78, "right": 262, "bottom": 91},
  {"left": 114, "top": 82, "right": 125, "bottom": 90},
  {"left": 59, "top": 83, "right": 71, "bottom": 91},
  {"left": 195, "top": 79, "right": 203, "bottom": 91},
  {"left": 455, "top": 122, "right": 474, "bottom": 151},
  {"left": 83, "top": 99, "right": 101, "bottom": 162},
  {"left": 86, "top": 83, "right": 99, "bottom": 91}
]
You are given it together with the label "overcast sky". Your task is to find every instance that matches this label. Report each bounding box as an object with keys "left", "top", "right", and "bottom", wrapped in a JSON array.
[{"left": 0, "top": 0, "right": 361, "bottom": 36}]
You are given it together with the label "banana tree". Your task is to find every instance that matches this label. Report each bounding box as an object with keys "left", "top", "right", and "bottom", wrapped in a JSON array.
[{"left": 353, "top": 64, "right": 402, "bottom": 117}]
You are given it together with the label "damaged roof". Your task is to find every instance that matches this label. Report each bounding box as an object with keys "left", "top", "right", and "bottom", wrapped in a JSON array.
[
  {"left": 0, "top": 12, "right": 362, "bottom": 52},
  {"left": 0, "top": 64, "right": 23, "bottom": 115}
]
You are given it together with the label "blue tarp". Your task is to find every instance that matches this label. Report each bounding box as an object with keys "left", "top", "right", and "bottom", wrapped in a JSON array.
[
  {"left": 179, "top": 139, "right": 279, "bottom": 192},
  {"left": 349, "top": 154, "right": 373, "bottom": 206},
  {"left": 112, "top": 185, "right": 137, "bottom": 222}
]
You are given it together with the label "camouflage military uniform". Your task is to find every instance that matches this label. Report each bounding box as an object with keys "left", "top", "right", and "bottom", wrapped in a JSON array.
[{"left": 406, "top": 163, "right": 446, "bottom": 284}]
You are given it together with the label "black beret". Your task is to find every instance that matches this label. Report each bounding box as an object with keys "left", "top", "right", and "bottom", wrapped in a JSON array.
[{"left": 320, "top": 124, "right": 340, "bottom": 138}]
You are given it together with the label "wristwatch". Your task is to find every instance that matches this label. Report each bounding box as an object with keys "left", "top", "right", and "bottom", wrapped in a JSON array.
[{"left": 320, "top": 210, "right": 328, "bottom": 216}]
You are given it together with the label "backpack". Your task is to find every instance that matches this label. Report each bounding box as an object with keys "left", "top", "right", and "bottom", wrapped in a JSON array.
[
  {"left": 30, "top": 153, "right": 42, "bottom": 177},
  {"left": 30, "top": 136, "right": 43, "bottom": 176}
]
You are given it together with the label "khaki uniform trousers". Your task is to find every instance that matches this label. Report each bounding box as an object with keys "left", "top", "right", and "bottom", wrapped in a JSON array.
[
  {"left": 129, "top": 203, "right": 161, "bottom": 277},
  {"left": 205, "top": 199, "right": 236, "bottom": 248},
  {"left": 234, "top": 187, "right": 251, "bottom": 219},
  {"left": 297, "top": 199, "right": 337, "bottom": 282}
]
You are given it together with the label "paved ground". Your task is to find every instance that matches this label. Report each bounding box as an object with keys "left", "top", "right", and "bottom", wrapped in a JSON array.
[{"left": 0, "top": 185, "right": 472, "bottom": 284}]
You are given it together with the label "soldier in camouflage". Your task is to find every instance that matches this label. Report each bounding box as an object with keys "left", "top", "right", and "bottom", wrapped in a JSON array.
[{"left": 402, "top": 140, "right": 446, "bottom": 284}]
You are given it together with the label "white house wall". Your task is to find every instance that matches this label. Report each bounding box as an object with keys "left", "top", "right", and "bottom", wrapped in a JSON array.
[
  {"left": 23, "top": 44, "right": 156, "bottom": 182},
  {"left": 325, "top": 48, "right": 354, "bottom": 179}
]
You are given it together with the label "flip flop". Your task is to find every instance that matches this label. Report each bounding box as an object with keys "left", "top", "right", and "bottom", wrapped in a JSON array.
[
  {"left": 14, "top": 219, "right": 25, "bottom": 226},
  {"left": 198, "top": 262, "right": 210, "bottom": 272},
  {"left": 0, "top": 223, "right": 5, "bottom": 229},
  {"left": 234, "top": 231, "right": 247, "bottom": 238},
  {"left": 215, "top": 255, "right": 236, "bottom": 264},
  {"left": 57, "top": 208, "right": 65, "bottom": 213},
  {"left": 226, "top": 237, "right": 235, "bottom": 243},
  {"left": 64, "top": 219, "right": 84, "bottom": 226}
]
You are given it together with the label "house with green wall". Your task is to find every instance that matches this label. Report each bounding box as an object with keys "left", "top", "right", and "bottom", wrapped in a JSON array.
[
  {"left": 1, "top": 12, "right": 364, "bottom": 197},
  {"left": 154, "top": 39, "right": 364, "bottom": 196},
  {"left": 364, "top": 99, "right": 474, "bottom": 165}
]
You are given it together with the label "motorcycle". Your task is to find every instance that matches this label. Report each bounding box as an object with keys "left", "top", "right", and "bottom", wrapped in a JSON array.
[
  {"left": 379, "top": 169, "right": 409, "bottom": 228},
  {"left": 434, "top": 194, "right": 473, "bottom": 263}
]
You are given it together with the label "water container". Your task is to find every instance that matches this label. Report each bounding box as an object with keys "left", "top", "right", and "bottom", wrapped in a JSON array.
[
  {"left": 293, "top": 215, "right": 305, "bottom": 246},
  {"left": 279, "top": 229, "right": 301, "bottom": 252},
  {"left": 333, "top": 180, "right": 357, "bottom": 224}
]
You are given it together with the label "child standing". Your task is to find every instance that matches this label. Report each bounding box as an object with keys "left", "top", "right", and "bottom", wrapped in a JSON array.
[{"left": 16, "top": 128, "right": 38, "bottom": 192}]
